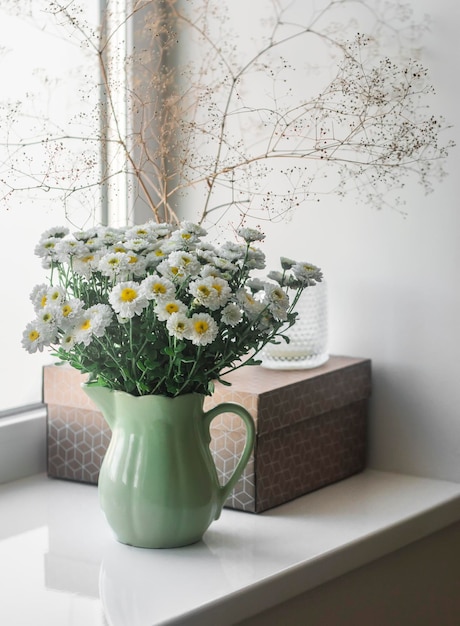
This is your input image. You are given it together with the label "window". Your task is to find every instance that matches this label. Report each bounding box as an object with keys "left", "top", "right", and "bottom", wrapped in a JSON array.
[{"left": 0, "top": 1, "right": 102, "bottom": 412}]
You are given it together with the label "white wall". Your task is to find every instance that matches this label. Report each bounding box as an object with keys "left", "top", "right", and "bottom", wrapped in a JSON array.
[
  {"left": 177, "top": 0, "right": 460, "bottom": 482},
  {"left": 259, "top": 1, "right": 460, "bottom": 482}
]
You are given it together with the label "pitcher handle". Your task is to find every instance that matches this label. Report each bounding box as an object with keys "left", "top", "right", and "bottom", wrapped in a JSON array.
[{"left": 203, "top": 402, "right": 256, "bottom": 509}]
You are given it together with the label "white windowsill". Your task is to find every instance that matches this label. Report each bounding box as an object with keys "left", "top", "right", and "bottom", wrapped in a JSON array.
[{"left": 1, "top": 409, "right": 460, "bottom": 625}]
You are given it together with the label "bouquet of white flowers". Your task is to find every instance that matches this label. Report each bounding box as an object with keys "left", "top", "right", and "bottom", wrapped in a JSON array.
[{"left": 23, "top": 221, "right": 322, "bottom": 397}]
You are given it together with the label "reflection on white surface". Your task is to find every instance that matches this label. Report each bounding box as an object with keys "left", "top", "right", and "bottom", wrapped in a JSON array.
[
  {"left": 1, "top": 472, "right": 460, "bottom": 626},
  {"left": 0, "top": 527, "right": 105, "bottom": 626}
]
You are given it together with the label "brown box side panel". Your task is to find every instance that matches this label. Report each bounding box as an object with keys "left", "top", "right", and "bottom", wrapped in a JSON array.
[{"left": 254, "top": 400, "right": 368, "bottom": 513}]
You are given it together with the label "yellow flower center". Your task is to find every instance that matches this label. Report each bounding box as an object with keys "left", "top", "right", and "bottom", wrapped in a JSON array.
[
  {"left": 198, "top": 285, "right": 211, "bottom": 297},
  {"left": 62, "top": 305, "right": 72, "bottom": 317},
  {"left": 171, "top": 267, "right": 179, "bottom": 275},
  {"left": 50, "top": 291, "right": 60, "bottom": 301},
  {"left": 114, "top": 246, "right": 126, "bottom": 253},
  {"left": 154, "top": 249, "right": 164, "bottom": 257},
  {"left": 42, "top": 313, "right": 52, "bottom": 323},
  {"left": 120, "top": 288, "right": 138, "bottom": 302},
  {"left": 82, "top": 255, "right": 94, "bottom": 263},
  {"left": 29, "top": 330, "right": 40, "bottom": 341},
  {"left": 212, "top": 283, "right": 222, "bottom": 294},
  {"left": 194, "top": 320, "right": 209, "bottom": 334},
  {"left": 165, "top": 302, "right": 179, "bottom": 314},
  {"left": 80, "top": 319, "right": 91, "bottom": 331},
  {"left": 40, "top": 295, "right": 47, "bottom": 308},
  {"left": 181, "top": 233, "right": 192, "bottom": 240},
  {"left": 153, "top": 283, "right": 166, "bottom": 294},
  {"left": 128, "top": 256, "right": 138, "bottom": 264},
  {"left": 108, "top": 257, "right": 119, "bottom": 266}
]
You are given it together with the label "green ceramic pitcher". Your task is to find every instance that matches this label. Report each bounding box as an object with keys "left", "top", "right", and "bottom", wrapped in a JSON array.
[{"left": 83, "top": 385, "right": 255, "bottom": 549}]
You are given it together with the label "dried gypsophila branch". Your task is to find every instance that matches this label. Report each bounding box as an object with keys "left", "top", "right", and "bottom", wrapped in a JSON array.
[{"left": 0, "top": 0, "right": 454, "bottom": 227}]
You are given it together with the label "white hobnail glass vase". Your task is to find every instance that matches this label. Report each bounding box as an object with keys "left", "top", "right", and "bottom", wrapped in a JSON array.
[{"left": 261, "top": 281, "right": 329, "bottom": 370}]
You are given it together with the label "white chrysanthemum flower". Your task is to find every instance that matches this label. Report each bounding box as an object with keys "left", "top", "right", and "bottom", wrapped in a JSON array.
[
  {"left": 189, "top": 276, "right": 231, "bottom": 310},
  {"left": 125, "top": 253, "right": 148, "bottom": 277},
  {"left": 73, "top": 314, "right": 95, "bottom": 346},
  {"left": 54, "top": 238, "right": 87, "bottom": 263},
  {"left": 218, "top": 242, "right": 246, "bottom": 261},
  {"left": 155, "top": 298, "right": 187, "bottom": 322},
  {"left": 200, "top": 264, "right": 223, "bottom": 279},
  {"left": 180, "top": 221, "right": 208, "bottom": 237},
  {"left": 72, "top": 252, "right": 101, "bottom": 278},
  {"left": 21, "top": 320, "right": 54, "bottom": 353},
  {"left": 144, "top": 244, "right": 168, "bottom": 269},
  {"left": 30, "top": 284, "right": 49, "bottom": 312},
  {"left": 100, "top": 227, "right": 124, "bottom": 244},
  {"left": 123, "top": 238, "right": 152, "bottom": 252},
  {"left": 170, "top": 222, "right": 207, "bottom": 246},
  {"left": 166, "top": 312, "right": 192, "bottom": 340},
  {"left": 126, "top": 222, "right": 172, "bottom": 241},
  {"left": 236, "top": 288, "right": 265, "bottom": 320},
  {"left": 46, "top": 285, "right": 66, "bottom": 306},
  {"left": 168, "top": 251, "right": 201, "bottom": 276},
  {"left": 37, "top": 306, "right": 58, "bottom": 330},
  {"left": 265, "top": 284, "right": 289, "bottom": 321},
  {"left": 213, "top": 257, "right": 238, "bottom": 274},
  {"left": 246, "top": 277, "right": 268, "bottom": 293},
  {"left": 98, "top": 251, "right": 131, "bottom": 278},
  {"left": 196, "top": 246, "right": 217, "bottom": 265},
  {"left": 86, "top": 304, "right": 113, "bottom": 337},
  {"left": 39, "top": 226, "right": 69, "bottom": 242},
  {"left": 109, "top": 281, "right": 148, "bottom": 318},
  {"left": 246, "top": 247, "right": 266, "bottom": 270},
  {"left": 60, "top": 331, "right": 77, "bottom": 352},
  {"left": 157, "top": 259, "right": 186, "bottom": 281},
  {"left": 55, "top": 298, "right": 85, "bottom": 327},
  {"left": 34, "top": 237, "right": 60, "bottom": 261},
  {"left": 221, "top": 303, "right": 242, "bottom": 327},
  {"left": 292, "top": 262, "right": 323, "bottom": 285},
  {"left": 237, "top": 227, "right": 265, "bottom": 242},
  {"left": 141, "top": 275, "right": 175, "bottom": 300},
  {"left": 187, "top": 312, "right": 218, "bottom": 346},
  {"left": 267, "top": 270, "right": 284, "bottom": 285},
  {"left": 73, "top": 227, "right": 100, "bottom": 242}
]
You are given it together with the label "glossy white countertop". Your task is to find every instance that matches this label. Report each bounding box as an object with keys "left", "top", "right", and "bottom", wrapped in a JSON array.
[{"left": 1, "top": 470, "right": 460, "bottom": 626}]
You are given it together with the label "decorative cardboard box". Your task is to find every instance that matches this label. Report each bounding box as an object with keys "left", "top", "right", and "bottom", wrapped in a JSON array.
[{"left": 44, "top": 355, "right": 371, "bottom": 513}]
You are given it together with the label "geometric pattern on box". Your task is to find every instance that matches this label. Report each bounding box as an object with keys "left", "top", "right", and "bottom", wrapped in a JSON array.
[
  {"left": 44, "top": 356, "right": 371, "bottom": 514},
  {"left": 47, "top": 405, "right": 111, "bottom": 484}
]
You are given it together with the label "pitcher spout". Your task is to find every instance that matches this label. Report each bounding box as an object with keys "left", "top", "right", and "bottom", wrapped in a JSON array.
[{"left": 82, "top": 383, "right": 116, "bottom": 429}]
